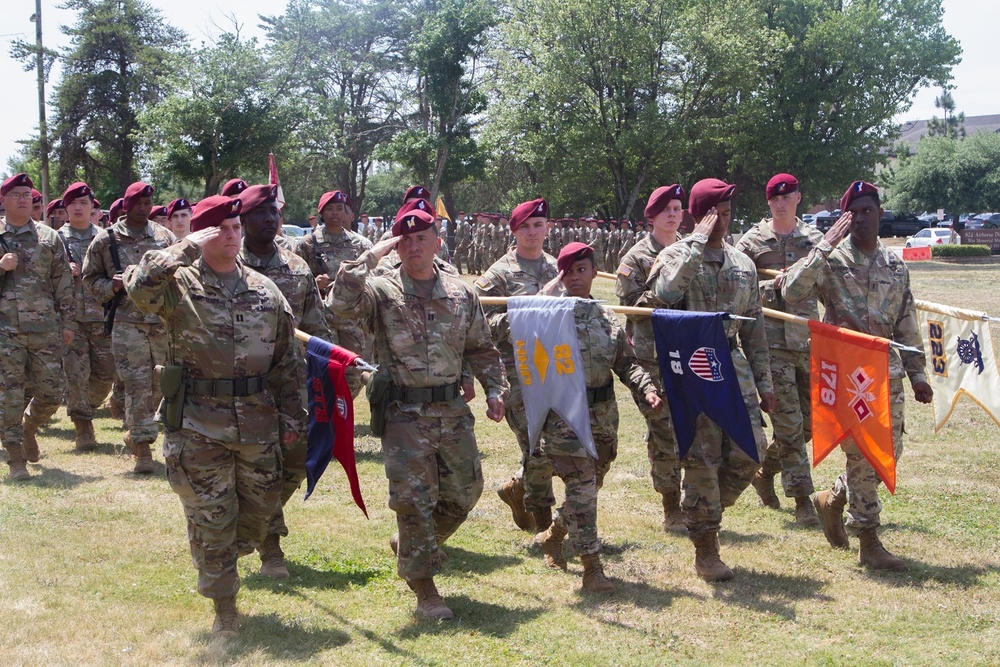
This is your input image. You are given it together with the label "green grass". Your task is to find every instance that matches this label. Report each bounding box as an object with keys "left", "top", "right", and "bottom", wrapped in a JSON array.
[{"left": 1, "top": 263, "right": 999, "bottom": 665}]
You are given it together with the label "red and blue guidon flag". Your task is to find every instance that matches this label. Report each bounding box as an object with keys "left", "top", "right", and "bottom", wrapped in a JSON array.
[
  {"left": 651, "top": 310, "right": 759, "bottom": 462},
  {"left": 305, "top": 336, "right": 368, "bottom": 517}
]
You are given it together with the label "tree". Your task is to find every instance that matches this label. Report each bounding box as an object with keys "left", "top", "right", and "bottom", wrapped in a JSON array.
[
  {"left": 886, "top": 133, "right": 1000, "bottom": 219},
  {"left": 926, "top": 89, "right": 966, "bottom": 139},
  {"left": 49, "top": 0, "right": 186, "bottom": 203}
]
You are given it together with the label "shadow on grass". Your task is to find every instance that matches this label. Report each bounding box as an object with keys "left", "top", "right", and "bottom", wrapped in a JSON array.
[
  {"left": 600, "top": 539, "right": 644, "bottom": 556},
  {"left": 710, "top": 569, "right": 833, "bottom": 619},
  {"left": 195, "top": 612, "right": 351, "bottom": 660},
  {"left": 719, "top": 530, "right": 770, "bottom": 545},
  {"left": 13, "top": 466, "right": 103, "bottom": 488},
  {"left": 863, "top": 560, "right": 1000, "bottom": 589},
  {"left": 574, "top": 577, "right": 703, "bottom": 616},
  {"left": 245, "top": 554, "right": 393, "bottom": 592},
  {"left": 39, "top": 424, "right": 77, "bottom": 440},
  {"left": 354, "top": 448, "right": 386, "bottom": 465},
  {"left": 441, "top": 545, "right": 522, "bottom": 576},
  {"left": 395, "top": 594, "right": 545, "bottom": 639}
]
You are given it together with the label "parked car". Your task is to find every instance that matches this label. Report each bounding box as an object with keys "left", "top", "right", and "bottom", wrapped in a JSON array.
[
  {"left": 971, "top": 213, "right": 1000, "bottom": 229},
  {"left": 815, "top": 210, "right": 841, "bottom": 232},
  {"left": 281, "top": 224, "right": 307, "bottom": 238},
  {"left": 801, "top": 213, "right": 816, "bottom": 226},
  {"left": 878, "top": 211, "right": 927, "bottom": 237},
  {"left": 904, "top": 228, "right": 960, "bottom": 248},
  {"left": 935, "top": 213, "right": 970, "bottom": 227}
]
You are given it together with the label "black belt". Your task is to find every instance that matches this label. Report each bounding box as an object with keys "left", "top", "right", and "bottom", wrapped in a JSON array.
[
  {"left": 390, "top": 381, "right": 462, "bottom": 404},
  {"left": 586, "top": 383, "right": 615, "bottom": 405},
  {"left": 185, "top": 374, "right": 268, "bottom": 397},
  {"left": 728, "top": 336, "right": 738, "bottom": 351}
]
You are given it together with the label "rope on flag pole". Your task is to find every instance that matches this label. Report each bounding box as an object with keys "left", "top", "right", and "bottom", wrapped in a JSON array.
[{"left": 293, "top": 329, "right": 379, "bottom": 372}]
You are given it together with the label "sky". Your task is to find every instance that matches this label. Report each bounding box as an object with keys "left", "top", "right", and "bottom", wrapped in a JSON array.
[{"left": 0, "top": 0, "right": 997, "bottom": 180}]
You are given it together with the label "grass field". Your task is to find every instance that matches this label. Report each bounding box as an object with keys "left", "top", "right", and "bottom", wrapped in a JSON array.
[{"left": 2, "top": 258, "right": 1000, "bottom": 666}]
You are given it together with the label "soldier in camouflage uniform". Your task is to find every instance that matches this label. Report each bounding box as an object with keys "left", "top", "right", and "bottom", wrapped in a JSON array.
[
  {"left": 533, "top": 242, "right": 661, "bottom": 594},
  {"left": 84, "top": 181, "right": 177, "bottom": 473},
  {"left": 0, "top": 174, "right": 77, "bottom": 480},
  {"left": 605, "top": 222, "right": 621, "bottom": 273},
  {"left": 295, "top": 190, "right": 372, "bottom": 396},
  {"left": 546, "top": 218, "right": 562, "bottom": 257},
  {"left": 237, "top": 185, "right": 331, "bottom": 579},
  {"left": 782, "top": 180, "right": 932, "bottom": 571},
  {"left": 649, "top": 179, "right": 776, "bottom": 582},
  {"left": 453, "top": 215, "right": 471, "bottom": 274},
  {"left": 618, "top": 221, "right": 636, "bottom": 264},
  {"left": 476, "top": 199, "right": 561, "bottom": 534},
  {"left": 588, "top": 220, "right": 606, "bottom": 272},
  {"left": 125, "top": 195, "right": 304, "bottom": 638},
  {"left": 328, "top": 204, "right": 507, "bottom": 620},
  {"left": 59, "top": 182, "right": 115, "bottom": 451},
  {"left": 735, "top": 174, "right": 824, "bottom": 525},
  {"left": 616, "top": 185, "right": 687, "bottom": 532}
]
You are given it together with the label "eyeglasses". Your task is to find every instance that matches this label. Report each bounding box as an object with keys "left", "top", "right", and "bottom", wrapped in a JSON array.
[{"left": 4, "top": 193, "right": 32, "bottom": 201}]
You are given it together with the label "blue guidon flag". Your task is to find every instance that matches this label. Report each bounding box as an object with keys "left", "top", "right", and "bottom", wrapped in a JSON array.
[{"left": 651, "top": 309, "right": 759, "bottom": 462}]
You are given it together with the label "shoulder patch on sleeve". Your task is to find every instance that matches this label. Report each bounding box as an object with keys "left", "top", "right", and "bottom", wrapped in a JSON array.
[
  {"left": 617, "top": 264, "right": 633, "bottom": 277},
  {"left": 474, "top": 276, "right": 493, "bottom": 290}
]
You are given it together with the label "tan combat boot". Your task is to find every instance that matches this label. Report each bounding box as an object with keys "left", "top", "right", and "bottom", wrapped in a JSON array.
[
  {"left": 73, "top": 419, "right": 98, "bottom": 452},
  {"left": 813, "top": 489, "right": 850, "bottom": 549},
  {"left": 5, "top": 444, "right": 31, "bottom": 481},
  {"left": 751, "top": 469, "right": 780, "bottom": 509},
  {"left": 411, "top": 578, "right": 454, "bottom": 620},
  {"left": 21, "top": 417, "right": 40, "bottom": 463},
  {"left": 692, "top": 530, "right": 733, "bottom": 582},
  {"left": 580, "top": 553, "right": 615, "bottom": 593},
  {"left": 497, "top": 476, "right": 532, "bottom": 531},
  {"left": 794, "top": 494, "right": 820, "bottom": 526},
  {"left": 661, "top": 492, "right": 687, "bottom": 533},
  {"left": 131, "top": 438, "right": 155, "bottom": 474},
  {"left": 534, "top": 519, "right": 568, "bottom": 571},
  {"left": 211, "top": 596, "right": 240, "bottom": 638},
  {"left": 530, "top": 506, "right": 552, "bottom": 533},
  {"left": 258, "top": 534, "right": 290, "bottom": 578},
  {"left": 858, "top": 529, "right": 907, "bottom": 571}
]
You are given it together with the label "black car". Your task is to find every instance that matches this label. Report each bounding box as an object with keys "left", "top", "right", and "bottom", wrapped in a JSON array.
[
  {"left": 815, "top": 210, "right": 841, "bottom": 232},
  {"left": 878, "top": 211, "right": 927, "bottom": 237}
]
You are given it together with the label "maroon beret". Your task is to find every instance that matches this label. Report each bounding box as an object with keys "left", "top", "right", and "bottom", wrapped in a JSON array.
[
  {"left": 45, "top": 199, "right": 65, "bottom": 217},
  {"left": 190, "top": 195, "right": 242, "bottom": 233},
  {"left": 766, "top": 173, "right": 799, "bottom": 200},
  {"left": 402, "top": 185, "right": 431, "bottom": 204},
  {"left": 689, "top": 178, "right": 737, "bottom": 219},
  {"left": 391, "top": 206, "right": 436, "bottom": 237},
  {"left": 840, "top": 180, "right": 880, "bottom": 213},
  {"left": 509, "top": 198, "right": 548, "bottom": 232},
  {"left": 317, "top": 190, "right": 353, "bottom": 214},
  {"left": 108, "top": 198, "right": 125, "bottom": 222},
  {"left": 645, "top": 184, "right": 685, "bottom": 219},
  {"left": 122, "top": 182, "right": 154, "bottom": 212},
  {"left": 31, "top": 188, "right": 43, "bottom": 203},
  {"left": 237, "top": 184, "right": 279, "bottom": 215},
  {"left": 149, "top": 206, "right": 168, "bottom": 219},
  {"left": 62, "top": 182, "right": 94, "bottom": 207},
  {"left": 93, "top": 198, "right": 101, "bottom": 208},
  {"left": 1, "top": 173, "right": 34, "bottom": 196},
  {"left": 166, "top": 198, "right": 191, "bottom": 218},
  {"left": 221, "top": 179, "right": 248, "bottom": 197},
  {"left": 557, "top": 241, "right": 595, "bottom": 274},
  {"left": 398, "top": 197, "right": 433, "bottom": 218}
]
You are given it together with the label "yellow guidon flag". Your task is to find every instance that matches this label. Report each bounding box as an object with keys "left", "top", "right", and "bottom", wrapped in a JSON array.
[
  {"left": 435, "top": 196, "right": 451, "bottom": 221},
  {"left": 916, "top": 300, "right": 1000, "bottom": 431}
]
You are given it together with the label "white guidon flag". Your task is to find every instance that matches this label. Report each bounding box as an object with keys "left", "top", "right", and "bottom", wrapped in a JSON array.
[
  {"left": 917, "top": 300, "right": 1000, "bottom": 431},
  {"left": 507, "top": 296, "right": 596, "bottom": 458}
]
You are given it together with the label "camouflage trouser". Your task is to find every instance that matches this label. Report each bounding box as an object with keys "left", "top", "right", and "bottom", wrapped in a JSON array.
[
  {"left": 64, "top": 321, "right": 115, "bottom": 421},
  {"left": 830, "top": 378, "right": 905, "bottom": 536},
  {"left": 455, "top": 246, "right": 470, "bottom": 274},
  {"left": 111, "top": 322, "right": 167, "bottom": 444},
  {"left": 0, "top": 329, "right": 65, "bottom": 447},
  {"left": 505, "top": 389, "right": 556, "bottom": 513},
  {"left": 681, "top": 390, "right": 767, "bottom": 538},
  {"left": 758, "top": 348, "right": 814, "bottom": 497},
  {"left": 383, "top": 404, "right": 484, "bottom": 581},
  {"left": 267, "top": 385, "right": 308, "bottom": 538},
  {"left": 163, "top": 428, "right": 283, "bottom": 599},
  {"left": 631, "top": 359, "right": 680, "bottom": 497}
]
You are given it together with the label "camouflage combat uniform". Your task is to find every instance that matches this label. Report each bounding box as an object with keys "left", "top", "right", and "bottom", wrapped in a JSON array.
[
  {"left": 649, "top": 233, "right": 773, "bottom": 537},
  {"left": 735, "top": 219, "right": 824, "bottom": 499},
  {"left": 328, "top": 250, "right": 508, "bottom": 582},
  {"left": 782, "top": 235, "right": 926, "bottom": 534},
  {"left": 540, "top": 300, "right": 656, "bottom": 556},
  {"left": 0, "top": 218, "right": 76, "bottom": 459},
  {"left": 60, "top": 223, "right": 116, "bottom": 422},
  {"left": 239, "top": 240, "right": 331, "bottom": 541},
  {"left": 83, "top": 220, "right": 177, "bottom": 448},
  {"left": 453, "top": 219, "right": 471, "bottom": 274},
  {"left": 605, "top": 228, "right": 621, "bottom": 272},
  {"left": 475, "top": 249, "right": 561, "bottom": 513},
  {"left": 616, "top": 233, "right": 682, "bottom": 502},
  {"left": 295, "top": 225, "right": 373, "bottom": 396},
  {"left": 125, "top": 237, "right": 305, "bottom": 599}
]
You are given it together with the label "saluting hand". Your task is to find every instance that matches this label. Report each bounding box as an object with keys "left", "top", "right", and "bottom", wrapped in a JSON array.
[
  {"left": 912, "top": 381, "right": 933, "bottom": 404},
  {"left": 187, "top": 226, "right": 222, "bottom": 248},
  {"left": 824, "top": 211, "right": 853, "bottom": 247},
  {"left": 539, "top": 271, "right": 564, "bottom": 296},
  {"left": 371, "top": 235, "right": 401, "bottom": 261},
  {"left": 486, "top": 396, "right": 505, "bottom": 422},
  {"left": 0, "top": 252, "right": 18, "bottom": 271},
  {"left": 692, "top": 208, "right": 719, "bottom": 238}
]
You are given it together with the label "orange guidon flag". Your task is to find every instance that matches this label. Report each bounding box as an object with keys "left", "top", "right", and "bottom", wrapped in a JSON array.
[{"left": 808, "top": 320, "right": 896, "bottom": 493}]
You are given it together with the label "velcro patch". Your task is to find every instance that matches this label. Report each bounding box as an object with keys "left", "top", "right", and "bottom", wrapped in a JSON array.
[
  {"left": 474, "top": 276, "right": 493, "bottom": 290},
  {"left": 617, "top": 264, "right": 633, "bottom": 277}
]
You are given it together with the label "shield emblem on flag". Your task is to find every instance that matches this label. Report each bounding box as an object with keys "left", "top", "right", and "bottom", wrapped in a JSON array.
[{"left": 689, "top": 347, "right": 724, "bottom": 382}]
